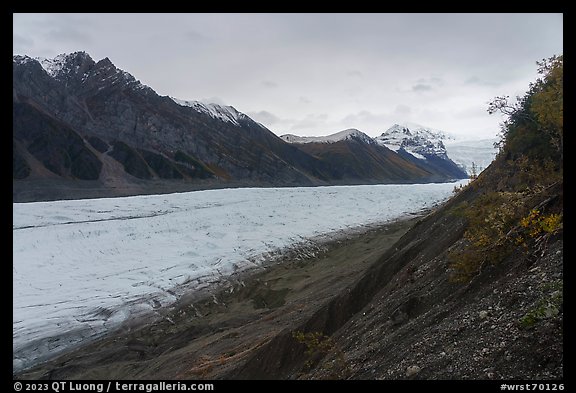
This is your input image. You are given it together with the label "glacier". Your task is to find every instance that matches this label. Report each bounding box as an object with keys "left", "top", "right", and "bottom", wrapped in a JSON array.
[{"left": 13, "top": 181, "right": 467, "bottom": 371}]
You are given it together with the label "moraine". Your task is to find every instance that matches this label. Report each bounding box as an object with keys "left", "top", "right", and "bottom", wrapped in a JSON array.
[{"left": 13, "top": 181, "right": 467, "bottom": 371}]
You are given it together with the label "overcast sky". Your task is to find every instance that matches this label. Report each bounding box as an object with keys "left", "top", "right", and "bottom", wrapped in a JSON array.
[{"left": 13, "top": 13, "right": 563, "bottom": 140}]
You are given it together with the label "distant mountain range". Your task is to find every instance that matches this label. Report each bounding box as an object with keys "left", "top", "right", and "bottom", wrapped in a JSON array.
[
  {"left": 281, "top": 123, "right": 497, "bottom": 178},
  {"left": 280, "top": 127, "right": 467, "bottom": 181},
  {"left": 13, "top": 52, "right": 474, "bottom": 202}
]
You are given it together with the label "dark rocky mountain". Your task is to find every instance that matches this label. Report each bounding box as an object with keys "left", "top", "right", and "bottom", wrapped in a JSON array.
[
  {"left": 374, "top": 124, "right": 469, "bottom": 179},
  {"left": 282, "top": 129, "right": 439, "bottom": 182},
  {"left": 282, "top": 126, "right": 468, "bottom": 181},
  {"left": 13, "top": 52, "right": 465, "bottom": 202}
]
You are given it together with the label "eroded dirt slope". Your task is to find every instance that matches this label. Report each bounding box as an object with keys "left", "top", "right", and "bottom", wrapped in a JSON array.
[{"left": 15, "top": 216, "right": 420, "bottom": 379}]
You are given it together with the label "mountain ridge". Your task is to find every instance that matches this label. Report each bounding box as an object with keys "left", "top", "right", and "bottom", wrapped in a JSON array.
[
  {"left": 13, "top": 52, "right": 467, "bottom": 202},
  {"left": 282, "top": 123, "right": 468, "bottom": 180}
]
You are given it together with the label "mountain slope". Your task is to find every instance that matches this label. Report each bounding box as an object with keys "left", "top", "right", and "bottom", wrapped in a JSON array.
[
  {"left": 13, "top": 52, "right": 458, "bottom": 202},
  {"left": 280, "top": 128, "right": 375, "bottom": 145},
  {"left": 375, "top": 123, "right": 468, "bottom": 179},
  {"left": 282, "top": 127, "right": 467, "bottom": 182},
  {"left": 13, "top": 53, "right": 326, "bottom": 184},
  {"left": 290, "top": 132, "right": 435, "bottom": 182},
  {"left": 301, "top": 160, "right": 562, "bottom": 379}
]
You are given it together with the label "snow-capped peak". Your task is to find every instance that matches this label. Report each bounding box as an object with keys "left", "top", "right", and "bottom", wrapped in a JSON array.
[
  {"left": 36, "top": 51, "right": 94, "bottom": 79},
  {"left": 375, "top": 123, "right": 452, "bottom": 158},
  {"left": 21, "top": 52, "right": 151, "bottom": 93},
  {"left": 280, "top": 128, "right": 374, "bottom": 145},
  {"left": 170, "top": 97, "right": 246, "bottom": 126},
  {"left": 380, "top": 123, "right": 454, "bottom": 144},
  {"left": 395, "top": 122, "right": 454, "bottom": 140},
  {"left": 13, "top": 55, "right": 36, "bottom": 65}
]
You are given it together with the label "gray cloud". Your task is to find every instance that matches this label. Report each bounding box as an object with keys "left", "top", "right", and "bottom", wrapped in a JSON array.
[
  {"left": 453, "top": 106, "right": 487, "bottom": 119},
  {"left": 341, "top": 110, "right": 391, "bottom": 125},
  {"left": 417, "top": 76, "right": 444, "bottom": 86},
  {"left": 12, "top": 13, "right": 562, "bottom": 139},
  {"left": 412, "top": 84, "right": 433, "bottom": 92},
  {"left": 465, "top": 76, "right": 481, "bottom": 84},
  {"left": 246, "top": 110, "right": 281, "bottom": 125},
  {"left": 262, "top": 81, "right": 278, "bottom": 88},
  {"left": 199, "top": 97, "right": 227, "bottom": 106},
  {"left": 13, "top": 34, "right": 33, "bottom": 51},
  {"left": 186, "top": 30, "right": 208, "bottom": 41},
  {"left": 46, "top": 27, "right": 93, "bottom": 44},
  {"left": 291, "top": 114, "right": 329, "bottom": 130},
  {"left": 464, "top": 76, "right": 501, "bottom": 87},
  {"left": 394, "top": 105, "right": 412, "bottom": 116}
]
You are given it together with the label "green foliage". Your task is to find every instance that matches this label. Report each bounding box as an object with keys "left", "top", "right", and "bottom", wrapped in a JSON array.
[
  {"left": 292, "top": 331, "right": 350, "bottom": 379},
  {"left": 488, "top": 55, "right": 563, "bottom": 161},
  {"left": 448, "top": 188, "right": 562, "bottom": 283},
  {"left": 452, "top": 185, "right": 462, "bottom": 194},
  {"left": 470, "top": 162, "right": 478, "bottom": 179},
  {"left": 452, "top": 183, "right": 468, "bottom": 194},
  {"left": 519, "top": 281, "right": 563, "bottom": 329},
  {"left": 520, "top": 209, "right": 562, "bottom": 237},
  {"left": 293, "top": 331, "right": 335, "bottom": 360},
  {"left": 450, "top": 55, "right": 564, "bottom": 283},
  {"left": 531, "top": 56, "right": 563, "bottom": 152},
  {"left": 464, "top": 192, "right": 524, "bottom": 247},
  {"left": 512, "top": 156, "right": 562, "bottom": 191},
  {"left": 448, "top": 191, "right": 525, "bottom": 282}
]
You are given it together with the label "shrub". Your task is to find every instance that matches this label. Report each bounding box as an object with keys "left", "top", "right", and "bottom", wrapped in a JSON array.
[
  {"left": 448, "top": 190, "right": 562, "bottom": 283},
  {"left": 292, "top": 331, "right": 350, "bottom": 379},
  {"left": 519, "top": 281, "right": 563, "bottom": 329}
]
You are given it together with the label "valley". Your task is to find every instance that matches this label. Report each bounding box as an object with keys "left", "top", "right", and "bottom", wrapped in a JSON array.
[
  {"left": 13, "top": 181, "right": 465, "bottom": 373},
  {"left": 12, "top": 27, "right": 562, "bottom": 381}
]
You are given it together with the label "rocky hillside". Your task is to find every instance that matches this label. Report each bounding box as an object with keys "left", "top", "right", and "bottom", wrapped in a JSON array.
[
  {"left": 284, "top": 55, "right": 564, "bottom": 380},
  {"left": 14, "top": 56, "right": 562, "bottom": 380},
  {"left": 13, "top": 52, "right": 464, "bottom": 202},
  {"left": 13, "top": 53, "right": 331, "bottom": 201}
]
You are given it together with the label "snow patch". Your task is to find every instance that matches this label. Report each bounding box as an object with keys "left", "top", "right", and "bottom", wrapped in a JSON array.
[
  {"left": 13, "top": 55, "right": 36, "bottom": 65},
  {"left": 35, "top": 52, "right": 93, "bottom": 79},
  {"left": 171, "top": 97, "right": 245, "bottom": 126},
  {"left": 280, "top": 129, "right": 375, "bottom": 144},
  {"left": 25, "top": 52, "right": 153, "bottom": 93},
  {"left": 36, "top": 53, "right": 71, "bottom": 77},
  {"left": 375, "top": 123, "right": 452, "bottom": 158},
  {"left": 405, "top": 150, "right": 426, "bottom": 160}
]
